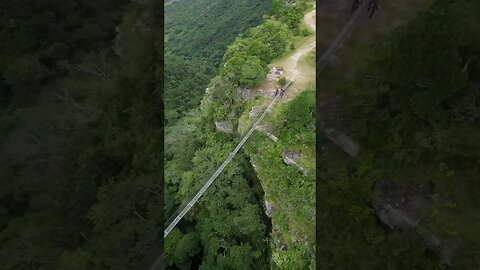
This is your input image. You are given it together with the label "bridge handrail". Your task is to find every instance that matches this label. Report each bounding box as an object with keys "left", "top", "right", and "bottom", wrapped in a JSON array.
[{"left": 163, "top": 79, "right": 293, "bottom": 238}]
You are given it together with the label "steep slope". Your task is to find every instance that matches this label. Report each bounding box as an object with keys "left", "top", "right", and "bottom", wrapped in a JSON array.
[
  {"left": 164, "top": 0, "right": 270, "bottom": 125},
  {"left": 241, "top": 4, "right": 316, "bottom": 269},
  {"left": 164, "top": 0, "right": 314, "bottom": 269},
  {"left": 317, "top": 0, "right": 480, "bottom": 268},
  {"left": 0, "top": 1, "right": 164, "bottom": 269}
]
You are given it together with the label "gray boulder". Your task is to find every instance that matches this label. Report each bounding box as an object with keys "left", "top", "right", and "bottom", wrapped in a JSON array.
[
  {"left": 324, "top": 127, "right": 360, "bottom": 157},
  {"left": 265, "top": 200, "right": 276, "bottom": 218},
  {"left": 215, "top": 121, "right": 233, "bottom": 133},
  {"left": 238, "top": 86, "right": 255, "bottom": 100},
  {"left": 373, "top": 180, "right": 428, "bottom": 230},
  {"left": 249, "top": 106, "right": 262, "bottom": 118},
  {"left": 283, "top": 149, "right": 300, "bottom": 166}
]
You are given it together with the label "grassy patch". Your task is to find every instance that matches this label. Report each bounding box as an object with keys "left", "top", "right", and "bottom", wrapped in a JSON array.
[{"left": 298, "top": 48, "right": 316, "bottom": 70}]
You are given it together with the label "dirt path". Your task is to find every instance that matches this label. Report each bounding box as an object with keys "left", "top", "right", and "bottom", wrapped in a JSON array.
[
  {"left": 255, "top": 5, "right": 316, "bottom": 98},
  {"left": 278, "top": 7, "right": 316, "bottom": 89},
  {"left": 305, "top": 8, "right": 316, "bottom": 31}
]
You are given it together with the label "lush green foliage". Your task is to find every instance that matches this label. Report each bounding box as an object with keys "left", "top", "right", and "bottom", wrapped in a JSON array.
[
  {"left": 222, "top": 54, "right": 268, "bottom": 87},
  {"left": 164, "top": 54, "right": 215, "bottom": 124},
  {"left": 164, "top": 0, "right": 271, "bottom": 60},
  {"left": 271, "top": 0, "right": 309, "bottom": 29},
  {"left": 0, "top": 1, "right": 165, "bottom": 269},
  {"left": 245, "top": 90, "right": 316, "bottom": 269},
  {"left": 0, "top": 0, "right": 129, "bottom": 108},
  {"left": 164, "top": 0, "right": 270, "bottom": 125},
  {"left": 221, "top": 20, "right": 292, "bottom": 86},
  {"left": 164, "top": 1, "right": 315, "bottom": 268},
  {"left": 164, "top": 0, "right": 306, "bottom": 124},
  {"left": 318, "top": 0, "right": 480, "bottom": 268},
  {"left": 277, "top": 90, "right": 315, "bottom": 145},
  {"left": 317, "top": 157, "right": 442, "bottom": 269},
  {"left": 164, "top": 75, "right": 271, "bottom": 269}
]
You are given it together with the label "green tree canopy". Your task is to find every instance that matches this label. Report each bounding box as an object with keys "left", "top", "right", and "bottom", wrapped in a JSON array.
[{"left": 222, "top": 54, "right": 268, "bottom": 87}]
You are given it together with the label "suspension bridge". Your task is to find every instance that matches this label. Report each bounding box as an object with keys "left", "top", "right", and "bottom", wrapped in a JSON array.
[
  {"left": 153, "top": 2, "right": 375, "bottom": 268},
  {"left": 163, "top": 79, "right": 293, "bottom": 238}
]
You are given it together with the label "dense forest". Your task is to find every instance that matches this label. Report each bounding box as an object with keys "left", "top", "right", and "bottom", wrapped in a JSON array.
[
  {"left": 4, "top": 0, "right": 477, "bottom": 269},
  {"left": 244, "top": 89, "right": 316, "bottom": 269},
  {"left": 0, "top": 0, "right": 164, "bottom": 269},
  {"left": 318, "top": 0, "right": 480, "bottom": 268},
  {"left": 164, "top": 0, "right": 270, "bottom": 125},
  {"left": 164, "top": 0, "right": 315, "bottom": 268}
]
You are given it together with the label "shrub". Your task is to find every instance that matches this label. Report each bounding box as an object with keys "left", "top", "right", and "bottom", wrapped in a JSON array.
[{"left": 301, "top": 28, "right": 310, "bottom": 36}]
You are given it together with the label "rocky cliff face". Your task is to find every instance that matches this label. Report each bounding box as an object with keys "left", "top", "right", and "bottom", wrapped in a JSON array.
[
  {"left": 246, "top": 116, "right": 315, "bottom": 268},
  {"left": 373, "top": 180, "right": 479, "bottom": 267},
  {"left": 214, "top": 121, "right": 233, "bottom": 133},
  {"left": 373, "top": 180, "right": 430, "bottom": 230}
]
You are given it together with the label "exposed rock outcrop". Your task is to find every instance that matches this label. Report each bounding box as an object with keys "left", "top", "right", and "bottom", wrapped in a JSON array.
[
  {"left": 238, "top": 86, "right": 255, "bottom": 100},
  {"left": 267, "top": 66, "right": 284, "bottom": 80},
  {"left": 291, "top": 233, "right": 299, "bottom": 244},
  {"left": 272, "top": 225, "right": 289, "bottom": 252},
  {"left": 249, "top": 106, "right": 262, "bottom": 118},
  {"left": 215, "top": 121, "right": 233, "bottom": 133},
  {"left": 324, "top": 127, "right": 360, "bottom": 157},
  {"left": 257, "top": 88, "right": 276, "bottom": 97},
  {"left": 266, "top": 133, "right": 279, "bottom": 142},
  {"left": 256, "top": 123, "right": 278, "bottom": 142},
  {"left": 265, "top": 200, "right": 276, "bottom": 218},
  {"left": 283, "top": 149, "right": 301, "bottom": 166},
  {"left": 282, "top": 149, "right": 309, "bottom": 176},
  {"left": 256, "top": 123, "right": 274, "bottom": 133},
  {"left": 373, "top": 181, "right": 428, "bottom": 230},
  {"left": 373, "top": 180, "right": 480, "bottom": 267}
]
